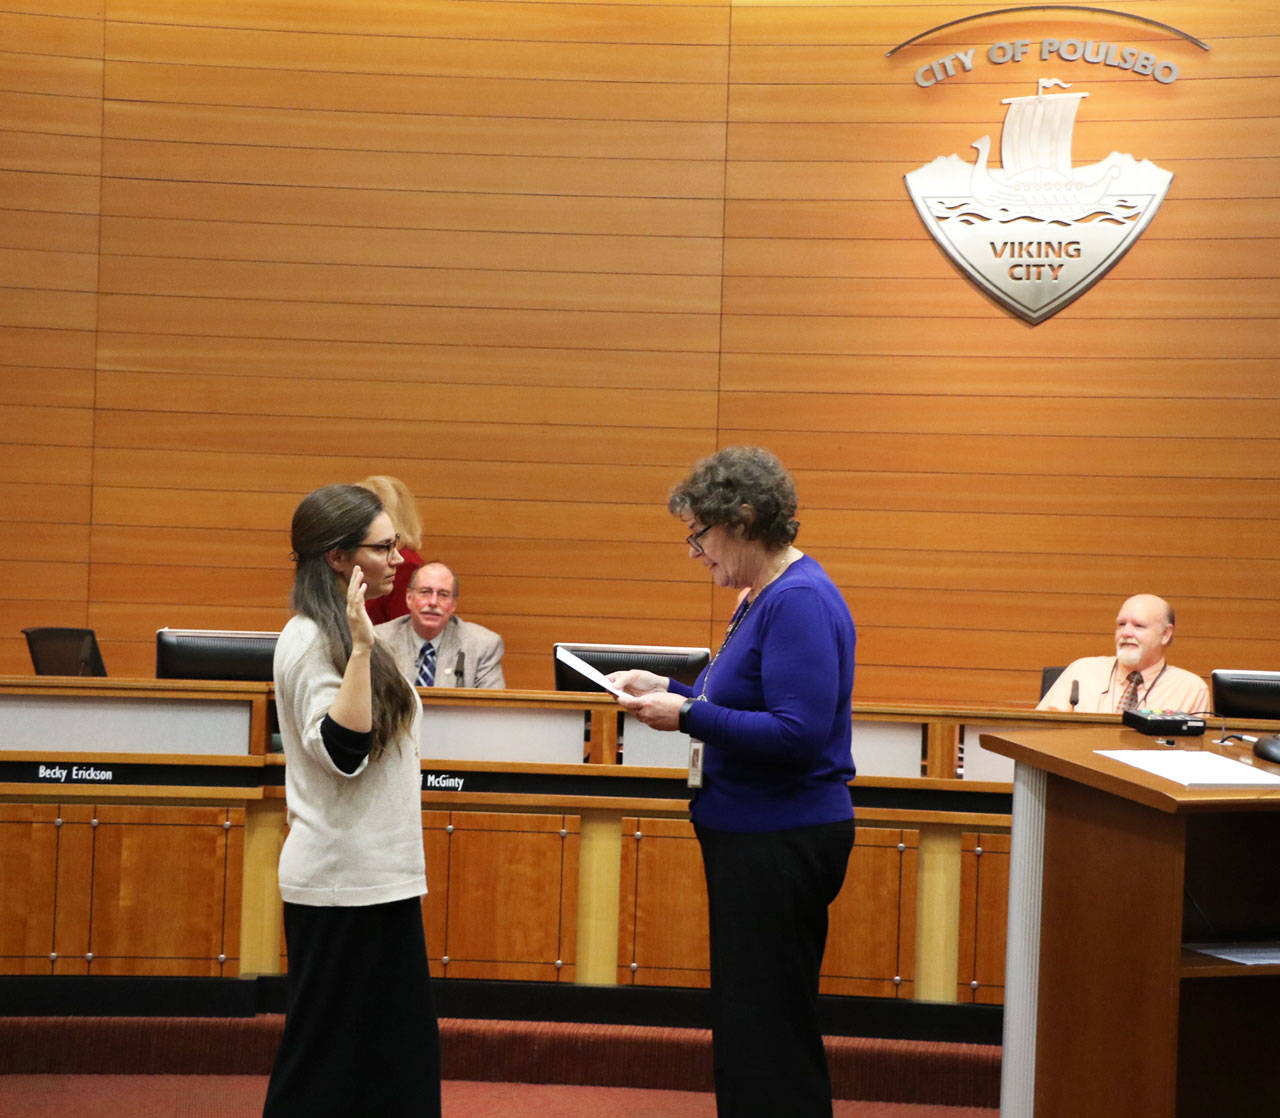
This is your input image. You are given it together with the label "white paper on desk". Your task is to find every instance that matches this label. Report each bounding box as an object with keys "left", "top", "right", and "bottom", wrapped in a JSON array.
[
  {"left": 1096, "top": 749, "right": 1280, "bottom": 787},
  {"left": 1185, "top": 941, "right": 1280, "bottom": 966},
  {"left": 555, "top": 645, "right": 626, "bottom": 699}
]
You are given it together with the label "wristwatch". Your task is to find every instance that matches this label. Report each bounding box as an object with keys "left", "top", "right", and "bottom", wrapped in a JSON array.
[{"left": 678, "top": 699, "right": 695, "bottom": 735}]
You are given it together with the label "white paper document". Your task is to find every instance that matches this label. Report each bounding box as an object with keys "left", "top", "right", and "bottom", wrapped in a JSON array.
[
  {"left": 1185, "top": 941, "right": 1280, "bottom": 966},
  {"left": 1096, "top": 749, "right": 1280, "bottom": 788},
  {"left": 555, "top": 645, "right": 626, "bottom": 698}
]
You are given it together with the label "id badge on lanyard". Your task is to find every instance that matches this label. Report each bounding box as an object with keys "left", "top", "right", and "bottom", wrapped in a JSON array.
[{"left": 687, "top": 738, "right": 704, "bottom": 788}]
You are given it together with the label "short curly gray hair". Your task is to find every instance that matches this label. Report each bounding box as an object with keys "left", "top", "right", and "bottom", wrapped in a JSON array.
[{"left": 667, "top": 446, "right": 799, "bottom": 551}]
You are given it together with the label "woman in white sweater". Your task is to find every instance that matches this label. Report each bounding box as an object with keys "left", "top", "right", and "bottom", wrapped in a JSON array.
[{"left": 263, "top": 484, "right": 439, "bottom": 1117}]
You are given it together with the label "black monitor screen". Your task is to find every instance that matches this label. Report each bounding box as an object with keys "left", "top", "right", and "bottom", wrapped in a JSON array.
[
  {"left": 1210, "top": 669, "right": 1280, "bottom": 720},
  {"left": 155, "top": 628, "right": 279, "bottom": 682},
  {"left": 553, "top": 643, "right": 710, "bottom": 693}
]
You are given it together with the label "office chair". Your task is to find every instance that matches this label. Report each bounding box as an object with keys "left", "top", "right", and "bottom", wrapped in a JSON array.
[
  {"left": 21, "top": 627, "right": 107, "bottom": 676},
  {"left": 1039, "top": 665, "right": 1066, "bottom": 699}
]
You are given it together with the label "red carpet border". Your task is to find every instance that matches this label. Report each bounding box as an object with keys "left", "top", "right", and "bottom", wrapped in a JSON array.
[{"left": 0, "top": 1016, "right": 1000, "bottom": 1107}]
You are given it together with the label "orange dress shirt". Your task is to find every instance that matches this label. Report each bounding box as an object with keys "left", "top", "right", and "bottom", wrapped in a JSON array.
[{"left": 1037, "top": 655, "right": 1210, "bottom": 714}]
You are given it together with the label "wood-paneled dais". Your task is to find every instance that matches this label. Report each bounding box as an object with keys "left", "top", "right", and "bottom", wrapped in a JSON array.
[{"left": 0, "top": 803, "right": 243, "bottom": 976}]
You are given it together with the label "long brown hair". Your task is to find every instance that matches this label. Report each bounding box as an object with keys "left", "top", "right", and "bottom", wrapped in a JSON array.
[{"left": 289, "top": 484, "right": 417, "bottom": 756}]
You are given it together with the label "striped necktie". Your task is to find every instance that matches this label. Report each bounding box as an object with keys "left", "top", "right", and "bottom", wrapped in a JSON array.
[{"left": 416, "top": 643, "right": 436, "bottom": 687}]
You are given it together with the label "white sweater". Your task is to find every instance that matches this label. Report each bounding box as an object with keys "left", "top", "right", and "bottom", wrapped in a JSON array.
[{"left": 273, "top": 615, "right": 427, "bottom": 906}]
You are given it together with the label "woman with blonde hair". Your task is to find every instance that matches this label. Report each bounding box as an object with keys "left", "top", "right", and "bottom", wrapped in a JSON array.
[{"left": 355, "top": 475, "right": 424, "bottom": 624}]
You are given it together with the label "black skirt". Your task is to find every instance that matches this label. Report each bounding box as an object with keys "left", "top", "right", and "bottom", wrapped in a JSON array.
[{"left": 263, "top": 897, "right": 440, "bottom": 1117}]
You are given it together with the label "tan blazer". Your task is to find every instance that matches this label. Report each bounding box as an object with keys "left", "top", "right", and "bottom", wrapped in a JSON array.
[{"left": 374, "top": 614, "right": 505, "bottom": 689}]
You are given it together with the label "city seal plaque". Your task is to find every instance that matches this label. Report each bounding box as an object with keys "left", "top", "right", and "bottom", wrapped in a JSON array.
[{"left": 905, "top": 78, "right": 1172, "bottom": 324}]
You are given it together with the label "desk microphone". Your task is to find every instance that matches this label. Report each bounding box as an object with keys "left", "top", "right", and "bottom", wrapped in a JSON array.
[
  {"left": 1069, "top": 680, "right": 1079, "bottom": 710},
  {"left": 454, "top": 650, "right": 466, "bottom": 685}
]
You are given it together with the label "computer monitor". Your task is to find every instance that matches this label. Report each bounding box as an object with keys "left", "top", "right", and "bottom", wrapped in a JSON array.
[
  {"left": 1210, "top": 669, "right": 1280, "bottom": 720},
  {"left": 553, "top": 643, "right": 710, "bottom": 693},
  {"left": 155, "top": 628, "right": 279, "bottom": 682}
]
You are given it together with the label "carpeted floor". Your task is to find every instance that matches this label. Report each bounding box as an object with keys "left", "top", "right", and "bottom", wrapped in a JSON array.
[
  {"left": 0, "top": 1075, "right": 1000, "bottom": 1117},
  {"left": 0, "top": 1016, "right": 1002, "bottom": 1110},
  {"left": 0, "top": 1014, "right": 1002, "bottom": 1115}
]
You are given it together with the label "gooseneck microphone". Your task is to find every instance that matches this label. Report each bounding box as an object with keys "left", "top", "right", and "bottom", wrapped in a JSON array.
[
  {"left": 1069, "top": 679, "right": 1079, "bottom": 710},
  {"left": 454, "top": 650, "right": 466, "bottom": 685}
]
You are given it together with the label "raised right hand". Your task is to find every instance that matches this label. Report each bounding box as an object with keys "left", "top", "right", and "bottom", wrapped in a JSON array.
[{"left": 346, "top": 564, "right": 376, "bottom": 653}]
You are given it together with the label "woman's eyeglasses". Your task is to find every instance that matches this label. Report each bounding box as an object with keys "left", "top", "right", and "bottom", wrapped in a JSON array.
[
  {"left": 357, "top": 533, "right": 400, "bottom": 559},
  {"left": 686, "top": 524, "right": 712, "bottom": 555}
]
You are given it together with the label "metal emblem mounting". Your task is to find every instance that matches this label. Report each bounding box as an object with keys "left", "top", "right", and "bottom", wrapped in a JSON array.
[{"left": 905, "top": 78, "right": 1172, "bottom": 324}]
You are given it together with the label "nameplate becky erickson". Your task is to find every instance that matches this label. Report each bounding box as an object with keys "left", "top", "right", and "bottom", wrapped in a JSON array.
[{"left": 37, "top": 763, "right": 114, "bottom": 783}]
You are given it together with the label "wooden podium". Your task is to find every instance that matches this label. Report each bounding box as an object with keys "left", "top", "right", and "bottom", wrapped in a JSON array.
[{"left": 980, "top": 726, "right": 1280, "bottom": 1118}]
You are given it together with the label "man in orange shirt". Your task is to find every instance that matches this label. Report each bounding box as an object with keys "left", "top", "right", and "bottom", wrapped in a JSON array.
[{"left": 1037, "top": 594, "right": 1209, "bottom": 714}]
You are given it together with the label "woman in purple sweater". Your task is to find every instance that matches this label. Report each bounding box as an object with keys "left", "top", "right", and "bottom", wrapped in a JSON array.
[{"left": 612, "top": 446, "right": 857, "bottom": 1118}]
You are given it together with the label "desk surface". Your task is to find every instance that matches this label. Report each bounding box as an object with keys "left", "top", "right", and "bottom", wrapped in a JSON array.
[{"left": 980, "top": 724, "right": 1280, "bottom": 813}]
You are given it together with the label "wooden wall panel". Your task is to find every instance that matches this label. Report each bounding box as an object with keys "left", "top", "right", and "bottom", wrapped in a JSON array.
[
  {"left": 618, "top": 818, "right": 920, "bottom": 996},
  {"left": 820, "top": 827, "right": 918, "bottom": 1000},
  {"left": 100, "top": 220, "right": 722, "bottom": 277},
  {"left": 618, "top": 816, "right": 708, "bottom": 987},
  {"left": 104, "top": 103, "right": 727, "bottom": 161},
  {"left": 51, "top": 804, "right": 94, "bottom": 975},
  {"left": 421, "top": 810, "right": 451, "bottom": 978},
  {"left": 0, "top": 0, "right": 1275, "bottom": 704},
  {"left": 0, "top": 2, "right": 101, "bottom": 675},
  {"left": 437, "top": 811, "right": 579, "bottom": 982},
  {"left": 957, "top": 832, "right": 1009, "bottom": 1005},
  {"left": 716, "top": 4, "right": 1278, "bottom": 706},
  {"left": 87, "top": 805, "right": 243, "bottom": 976},
  {"left": 103, "top": 22, "right": 729, "bottom": 84},
  {"left": 0, "top": 801, "right": 242, "bottom": 976},
  {"left": 98, "top": 180, "right": 726, "bottom": 236},
  {"left": 105, "top": 61, "right": 729, "bottom": 121},
  {"left": 0, "top": 805, "right": 60, "bottom": 973}
]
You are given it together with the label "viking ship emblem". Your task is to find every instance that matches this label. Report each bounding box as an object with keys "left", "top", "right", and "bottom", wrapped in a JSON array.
[{"left": 905, "top": 79, "right": 1172, "bottom": 324}]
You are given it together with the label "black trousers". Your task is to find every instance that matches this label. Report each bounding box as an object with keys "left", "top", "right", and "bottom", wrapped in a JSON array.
[
  {"left": 696, "top": 818, "right": 855, "bottom": 1118},
  {"left": 262, "top": 897, "right": 441, "bottom": 1117}
]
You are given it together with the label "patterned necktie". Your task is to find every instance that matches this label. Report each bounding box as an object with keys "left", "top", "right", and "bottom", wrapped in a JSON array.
[
  {"left": 416, "top": 642, "right": 436, "bottom": 688},
  {"left": 1119, "top": 670, "right": 1143, "bottom": 712}
]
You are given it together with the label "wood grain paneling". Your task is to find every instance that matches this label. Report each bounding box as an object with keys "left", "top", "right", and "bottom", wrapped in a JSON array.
[
  {"left": 95, "top": 372, "right": 718, "bottom": 427},
  {"left": 100, "top": 257, "right": 722, "bottom": 314},
  {"left": 99, "top": 180, "right": 726, "bottom": 236},
  {"left": 51, "top": 804, "right": 93, "bottom": 975},
  {"left": 87, "top": 805, "right": 243, "bottom": 976},
  {"left": 957, "top": 832, "right": 1009, "bottom": 1005},
  {"left": 618, "top": 816, "right": 708, "bottom": 987},
  {"left": 103, "top": 102, "right": 728, "bottom": 162},
  {"left": 0, "top": 805, "right": 60, "bottom": 973},
  {"left": 105, "top": 61, "right": 729, "bottom": 121},
  {"left": 619, "top": 818, "right": 922, "bottom": 996},
  {"left": 104, "top": 22, "right": 729, "bottom": 83},
  {"left": 99, "top": 219, "right": 723, "bottom": 276},
  {"left": 92, "top": 411, "right": 713, "bottom": 466},
  {"left": 0, "top": 5, "right": 100, "bottom": 678},
  {"left": 421, "top": 809, "right": 451, "bottom": 977},
  {"left": 0, "top": 800, "right": 241, "bottom": 977},
  {"left": 98, "top": 294, "right": 720, "bottom": 351},
  {"left": 439, "top": 811, "right": 579, "bottom": 982},
  {"left": 111, "top": 0, "right": 729, "bottom": 40},
  {"left": 0, "top": 0, "right": 1274, "bottom": 702},
  {"left": 102, "top": 138, "right": 728, "bottom": 198},
  {"left": 820, "top": 827, "right": 919, "bottom": 1000}
]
